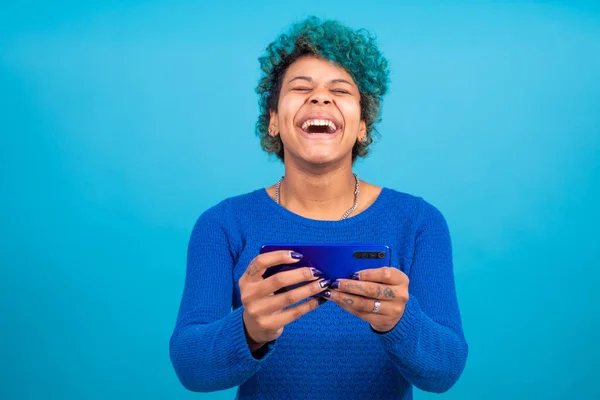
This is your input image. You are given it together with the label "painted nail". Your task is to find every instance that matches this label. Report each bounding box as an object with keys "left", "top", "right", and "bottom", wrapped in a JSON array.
[
  {"left": 290, "top": 251, "right": 303, "bottom": 259},
  {"left": 311, "top": 268, "right": 323, "bottom": 277},
  {"left": 319, "top": 279, "right": 332, "bottom": 288},
  {"left": 351, "top": 273, "right": 360, "bottom": 280},
  {"left": 330, "top": 281, "right": 340, "bottom": 289},
  {"left": 318, "top": 298, "right": 328, "bottom": 305},
  {"left": 322, "top": 290, "right": 332, "bottom": 298}
]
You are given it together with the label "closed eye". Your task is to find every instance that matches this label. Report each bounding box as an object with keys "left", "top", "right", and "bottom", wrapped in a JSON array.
[
  {"left": 292, "top": 87, "right": 312, "bottom": 91},
  {"left": 332, "top": 89, "right": 350, "bottom": 94}
]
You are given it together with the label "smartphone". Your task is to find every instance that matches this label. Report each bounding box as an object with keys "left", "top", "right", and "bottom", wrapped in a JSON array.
[{"left": 260, "top": 244, "right": 391, "bottom": 293}]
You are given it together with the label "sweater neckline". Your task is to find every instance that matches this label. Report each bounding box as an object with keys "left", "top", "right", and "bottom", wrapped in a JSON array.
[{"left": 258, "top": 186, "right": 390, "bottom": 228}]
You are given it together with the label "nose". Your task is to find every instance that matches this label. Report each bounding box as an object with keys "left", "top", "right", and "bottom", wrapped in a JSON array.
[{"left": 309, "top": 88, "right": 332, "bottom": 105}]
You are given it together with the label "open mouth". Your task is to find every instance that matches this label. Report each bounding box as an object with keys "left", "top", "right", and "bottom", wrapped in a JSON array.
[{"left": 299, "top": 119, "right": 340, "bottom": 134}]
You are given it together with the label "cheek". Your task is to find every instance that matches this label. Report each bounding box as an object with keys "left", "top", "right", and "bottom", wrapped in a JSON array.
[
  {"left": 278, "top": 97, "right": 304, "bottom": 128},
  {"left": 339, "top": 101, "right": 362, "bottom": 128}
]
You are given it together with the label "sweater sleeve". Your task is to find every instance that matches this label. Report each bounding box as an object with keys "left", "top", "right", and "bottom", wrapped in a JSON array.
[
  {"left": 374, "top": 199, "right": 468, "bottom": 393},
  {"left": 169, "top": 200, "right": 276, "bottom": 392}
]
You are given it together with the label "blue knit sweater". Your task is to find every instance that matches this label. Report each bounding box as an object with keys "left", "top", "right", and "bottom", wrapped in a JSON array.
[{"left": 169, "top": 187, "right": 468, "bottom": 399}]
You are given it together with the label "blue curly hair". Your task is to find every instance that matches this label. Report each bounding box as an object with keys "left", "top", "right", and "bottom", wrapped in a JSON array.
[{"left": 256, "top": 16, "right": 390, "bottom": 162}]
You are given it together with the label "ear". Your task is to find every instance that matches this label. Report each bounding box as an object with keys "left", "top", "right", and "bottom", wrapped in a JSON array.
[
  {"left": 359, "top": 120, "right": 367, "bottom": 142},
  {"left": 268, "top": 110, "right": 279, "bottom": 137}
]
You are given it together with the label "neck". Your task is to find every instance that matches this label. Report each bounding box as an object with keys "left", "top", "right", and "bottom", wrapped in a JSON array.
[{"left": 278, "top": 164, "right": 358, "bottom": 220}]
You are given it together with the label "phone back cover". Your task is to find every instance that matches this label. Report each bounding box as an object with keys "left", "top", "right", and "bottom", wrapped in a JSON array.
[{"left": 260, "top": 244, "right": 391, "bottom": 293}]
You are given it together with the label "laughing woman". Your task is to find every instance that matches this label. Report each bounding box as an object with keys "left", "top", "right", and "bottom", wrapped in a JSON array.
[{"left": 169, "top": 16, "right": 468, "bottom": 399}]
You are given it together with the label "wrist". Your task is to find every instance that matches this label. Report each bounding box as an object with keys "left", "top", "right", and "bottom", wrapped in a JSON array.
[
  {"left": 370, "top": 324, "right": 394, "bottom": 334},
  {"left": 246, "top": 335, "right": 267, "bottom": 352},
  {"left": 244, "top": 327, "right": 273, "bottom": 359},
  {"left": 370, "top": 317, "right": 402, "bottom": 334},
  {"left": 242, "top": 313, "right": 266, "bottom": 351}
]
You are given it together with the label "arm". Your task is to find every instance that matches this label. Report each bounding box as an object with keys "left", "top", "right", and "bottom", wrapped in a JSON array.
[
  {"left": 375, "top": 199, "right": 468, "bottom": 393},
  {"left": 169, "top": 201, "right": 275, "bottom": 392}
]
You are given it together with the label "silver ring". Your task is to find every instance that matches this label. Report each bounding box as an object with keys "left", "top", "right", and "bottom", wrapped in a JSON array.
[{"left": 372, "top": 300, "right": 381, "bottom": 314}]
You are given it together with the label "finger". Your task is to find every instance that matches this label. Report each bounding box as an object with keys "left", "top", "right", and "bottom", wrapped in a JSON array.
[
  {"left": 244, "top": 250, "right": 303, "bottom": 282},
  {"left": 269, "top": 297, "right": 325, "bottom": 328},
  {"left": 260, "top": 276, "right": 331, "bottom": 313},
  {"left": 354, "top": 266, "right": 407, "bottom": 285},
  {"left": 243, "top": 265, "right": 322, "bottom": 305},
  {"left": 326, "top": 290, "right": 394, "bottom": 317},
  {"left": 262, "top": 266, "right": 325, "bottom": 295},
  {"left": 332, "top": 279, "right": 398, "bottom": 300}
]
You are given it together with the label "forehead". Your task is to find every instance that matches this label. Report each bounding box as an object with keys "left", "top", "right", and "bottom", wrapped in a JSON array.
[{"left": 283, "top": 55, "right": 356, "bottom": 84}]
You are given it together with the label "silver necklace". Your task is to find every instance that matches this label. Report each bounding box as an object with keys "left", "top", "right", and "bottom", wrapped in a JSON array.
[{"left": 275, "top": 173, "right": 360, "bottom": 220}]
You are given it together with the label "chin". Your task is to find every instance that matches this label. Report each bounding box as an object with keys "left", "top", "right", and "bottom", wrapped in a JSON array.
[
  {"left": 282, "top": 138, "right": 354, "bottom": 166},
  {"left": 298, "top": 148, "right": 348, "bottom": 166}
]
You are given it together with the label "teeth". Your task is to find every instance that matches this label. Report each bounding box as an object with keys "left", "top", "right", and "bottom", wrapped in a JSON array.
[{"left": 300, "top": 119, "right": 338, "bottom": 132}]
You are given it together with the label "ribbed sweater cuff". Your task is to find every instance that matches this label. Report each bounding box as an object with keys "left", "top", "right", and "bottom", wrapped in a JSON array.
[{"left": 373, "top": 295, "right": 423, "bottom": 346}]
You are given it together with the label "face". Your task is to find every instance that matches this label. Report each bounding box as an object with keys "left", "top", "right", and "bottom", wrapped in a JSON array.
[{"left": 269, "top": 56, "right": 366, "bottom": 166}]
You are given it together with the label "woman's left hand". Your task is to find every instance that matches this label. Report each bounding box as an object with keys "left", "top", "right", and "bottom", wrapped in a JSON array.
[{"left": 325, "top": 266, "right": 410, "bottom": 333}]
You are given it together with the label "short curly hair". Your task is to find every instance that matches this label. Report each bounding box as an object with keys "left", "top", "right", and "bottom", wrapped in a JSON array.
[{"left": 255, "top": 16, "right": 390, "bottom": 162}]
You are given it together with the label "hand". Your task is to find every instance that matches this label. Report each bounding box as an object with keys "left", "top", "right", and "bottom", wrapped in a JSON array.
[
  {"left": 325, "top": 266, "right": 409, "bottom": 333},
  {"left": 239, "top": 250, "right": 330, "bottom": 351}
]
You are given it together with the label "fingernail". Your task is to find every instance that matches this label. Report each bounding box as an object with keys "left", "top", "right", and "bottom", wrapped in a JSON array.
[
  {"left": 290, "top": 251, "right": 303, "bottom": 259},
  {"left": 322, "top": 290, "right": 331, "bottom": 298},
  {"left": 318, "top": 298, "right": 328, "bottom": 305},
  {"left": 330, "top": 281, "right": 340, "bottom": 289},
  {"left": 319, "top": 279, "right": 332, "bottom": 288},
  {"left": 351, "top": 273, "right": 360, "bottom": 280},
  {"left": 311, "top": 268, "right": 323, "bottom": 277}
]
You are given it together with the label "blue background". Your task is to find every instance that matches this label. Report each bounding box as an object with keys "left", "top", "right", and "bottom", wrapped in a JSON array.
[{"left": 1, "top": 1, "right": 599, "bottom": 399}]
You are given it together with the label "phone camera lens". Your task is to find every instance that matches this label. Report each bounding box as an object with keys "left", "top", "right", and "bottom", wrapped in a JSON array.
[{"left": 378, "top": 252, "right": 385, "bottom": 259}]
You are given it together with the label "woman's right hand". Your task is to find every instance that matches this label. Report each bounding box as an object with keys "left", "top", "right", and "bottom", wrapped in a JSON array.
[{"left": 239, "top": 250, "right": 330, "bottom": 352}]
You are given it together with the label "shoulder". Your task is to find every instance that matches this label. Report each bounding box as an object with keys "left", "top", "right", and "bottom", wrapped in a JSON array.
[
  {"left": 188, "top": 190, "right": 265, "bottom": 255},
  {"left": 192, "top": 189, "right": 265, "bottom": 228},
  {"left": 382, "top": 188, "right": 449, "bottom": 230},
  {"left": 222, "top": 188, "right": 267, "bottom": 210},
  {"left": 381, "top": 187, "right": 421, "bottom": 208}
]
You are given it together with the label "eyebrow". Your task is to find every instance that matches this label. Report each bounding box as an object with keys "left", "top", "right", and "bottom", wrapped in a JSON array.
[
  {"left": 287, "top": 76, "right": 355, "bottom": 86},
  {"left": 329, "top": 78, "right": 355, "bottom": 86}
]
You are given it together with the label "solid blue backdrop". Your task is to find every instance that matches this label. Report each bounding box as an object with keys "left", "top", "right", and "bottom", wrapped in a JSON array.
[{"left": 1, "top": 1, "right": 599, "bottom": 399}]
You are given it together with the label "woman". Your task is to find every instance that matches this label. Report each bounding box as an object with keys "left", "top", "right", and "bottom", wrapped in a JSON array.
[{"left": 170, "top": 16, "right": 468, "bottom": 399}]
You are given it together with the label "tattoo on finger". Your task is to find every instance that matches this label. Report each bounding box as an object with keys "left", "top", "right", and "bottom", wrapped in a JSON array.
[
  {"left": 384, "top": 288, "right": 395, "bottom": 299},
  {"left": 247, "top": 263, "right": 259, "bottom": 276},
  {"left": 342, "top": 297, "right": 354, "bottom": 306},
  {"left": 347, "top": 282, "right": 366, "bottom": 293}
]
